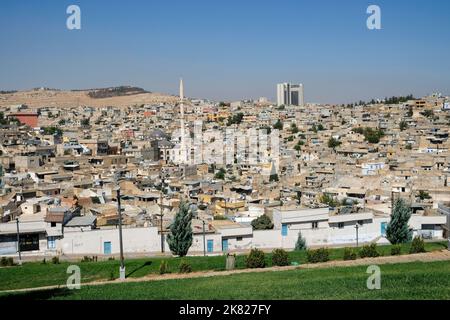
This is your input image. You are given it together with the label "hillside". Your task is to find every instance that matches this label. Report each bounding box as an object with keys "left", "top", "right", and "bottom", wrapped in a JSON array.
[{"left": 0, "top": 87, "right": 179, "bottom": 108}]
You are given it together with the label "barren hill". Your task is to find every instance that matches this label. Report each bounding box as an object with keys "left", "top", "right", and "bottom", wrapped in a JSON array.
[{"left": 0, "top": 87, "right": 179, "bottom": 108}]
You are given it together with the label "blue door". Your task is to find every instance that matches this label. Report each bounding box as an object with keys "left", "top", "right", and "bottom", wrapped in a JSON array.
[
  {"left": 207, "top": 240, "right": 214, "bottom": 253},
  {"left": 222, "top": 239, "right": 229, "bottom": 252},
  {"left": 103, "top": 241, "right": 112, "bottom": 255},
  {"left": 282, "top": 224, "right": 288, "bottom": 236},
  {"left": 381, "top": 222, "right": 387, "bottom": 236}
]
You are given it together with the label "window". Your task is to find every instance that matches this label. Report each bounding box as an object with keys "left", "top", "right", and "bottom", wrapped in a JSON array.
[
  {"left": 20, "top": 234, "right": 40, "bottom": 252},
  {"left": 47, "top": 236, "right": 56, "bottom": 250},
  {"left": 338, "top": 222, "right": 344, "bottom": 229},
  {"left": 51, "top": 222, "right": 56, "bottom": 228},
  {"left": 236, "top": 237, "right": 243, "bottom": 241},
  {"left": 312, "top": 222, "right": 318, "bottom": 229}
]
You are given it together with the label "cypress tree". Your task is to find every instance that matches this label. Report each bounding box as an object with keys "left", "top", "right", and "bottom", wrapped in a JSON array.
[
  {"left": 295, "top": 232, "right": 307, "bottom": 251},
  {"left": 167, "top": 200, "right": 195, "bottom": 257},
  {"left": 386, "top": 198, "right": 412, "bottom": 244}
]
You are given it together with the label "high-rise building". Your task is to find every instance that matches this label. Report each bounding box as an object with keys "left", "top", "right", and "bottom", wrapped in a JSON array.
[{"left": 277, "top": 83, "right": 304, "bottom": 107}]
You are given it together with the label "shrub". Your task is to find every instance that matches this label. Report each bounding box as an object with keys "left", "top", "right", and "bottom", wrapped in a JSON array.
[
  {"left": 81, "top": 256, "right": 93, "bottom": 263},
  {"left": 109, "top": 271, "right": 116, "bottom": 281},
  {"left": 409, "top": 236, "right": 426, "bottom": 254},
  {"left": 1, "top": 257, "right": 15, "bottom": 267},
  {"left": 271, "top": 249, "right": 290, "bottom": 266},
  {"left": 359, "top": 244, "right": 380, "bottom": 258},
  {"left": 391, "top": 245, "right": 402, "bottom": 256},
  {"left": 306, "top": 248, "right": 330, "bottom": 263},
  {"left": 41, "top": 258, "right": 47, "bottom": 264},
  {"left": 343, "top": 248, "right": 357, "bottom": 260},
  {"left": 51, "top": 256, "right": 60, "bottom": 264},
  {"left": 178, "top": 260, "right": 192, "bottom": 273},
  {"left": 294, "top": 232, "right": 307, "bottom": 251},
  {"left": 245, "top": 248, "right": 266, "bottom": 268},
  {"left": 251, "top": 215, "right": 274, "bottom": 230},
  {"left": 159, "top": 260, "right": 170, "bottom": 274}
]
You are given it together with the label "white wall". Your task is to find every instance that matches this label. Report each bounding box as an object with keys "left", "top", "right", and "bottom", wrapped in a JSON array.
[{"left": 60, "top": 227, "right": 160, "bottom": 255}]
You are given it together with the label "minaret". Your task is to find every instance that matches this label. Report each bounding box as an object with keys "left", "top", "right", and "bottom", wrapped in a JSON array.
[{"left": 179, "top": 78, "right": 186, "bottom": 163}]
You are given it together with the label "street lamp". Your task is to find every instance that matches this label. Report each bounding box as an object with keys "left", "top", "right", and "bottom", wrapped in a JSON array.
[
  {"left": 446, "top": 210, "right": 450, "bottom": 251},
  {"left": 202, "top": 220, "right": 206, "bottom": 256},
  {"left": 158, "top": 172, "right": 169, "bottom": 253},
  {"left": 16, "top": 217, "right": 22, "bottom": 266},
  {"left": 116, "top": 187, "right": 125, "bottom": 280}
]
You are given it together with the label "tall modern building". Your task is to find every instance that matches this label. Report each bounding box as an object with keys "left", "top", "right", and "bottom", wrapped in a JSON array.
[{"left": 277, "top": 83, "right": 304, "bottom": 107}]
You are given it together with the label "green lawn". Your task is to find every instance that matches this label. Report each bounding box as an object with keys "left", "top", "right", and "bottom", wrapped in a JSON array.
[
  {"left": 0, "top": 241, "right": 446, "bottom": 291},
  {"left": 1, "top": 260, "right": 450, "bottom": 300}
]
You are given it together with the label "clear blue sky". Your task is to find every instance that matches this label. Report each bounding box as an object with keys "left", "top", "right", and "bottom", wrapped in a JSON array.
[{"left": 1, "top": 0, "right": 449, "bottom": 103}]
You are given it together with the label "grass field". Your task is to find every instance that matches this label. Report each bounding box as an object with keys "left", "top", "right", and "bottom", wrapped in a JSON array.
[
  {"left": 0, "top": 242, "right": 447, "bottom": 291},
  {"left": 1, "top": 260, "right": 450, "bottom": 300}
]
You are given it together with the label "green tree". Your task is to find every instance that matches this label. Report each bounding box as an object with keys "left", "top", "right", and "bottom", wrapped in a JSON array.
[
  {"left": 386, "top": 198, "right": 412, "bottom": 244},
  {"left": 269, "top": 174, "right": 279, "bottom": 182},
  {"left": 406, "top": 106, "right": 413, "bottom": 117},
  {"left": 273, "top": 119, "right": 283, "bottom": 130},
  {"left": 42, "top": 126, "right": 63, "bottom": 136},
  {"left": 417, "top": 190, "right": 431, "bottom": 201},
  {"left": 290, "top": 123, "right": 299, "bottom": 134},
  {"left": 251, "top": 215, "right": 274, "bottom": 230},
  {"left": 421, "top": 109, "right": 434, "bottom": 118},
  {"left": 327, "top": 137, "right": 342, "bottom": 149},
  {"left": 399, "top": 120, "right": 408, "bottom": 131},
  {"left": 295, "top": 232, "right": 307, "bottom": 251},
  {"left": 319, "top": 194, "right": 339, "bottom": 207},
  {"left": 226, "top": 113, "right": 244, "bottom": 126},
  {"left": 214, "top": 168, "right": 226, "bottom": 180},
  {"left": 81, "top": 118, "right": 90, "bottom": 127},
  {"left": 167, "top": 201, "right": 194, "bottom": 257}
]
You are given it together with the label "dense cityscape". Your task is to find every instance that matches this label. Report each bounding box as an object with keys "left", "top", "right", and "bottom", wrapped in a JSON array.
[
  {"left": 1, "top": 0, "right": 450, "bottom": 305},
  {"left": 0, "top": 82, "right": 449, "bottom": 260}
]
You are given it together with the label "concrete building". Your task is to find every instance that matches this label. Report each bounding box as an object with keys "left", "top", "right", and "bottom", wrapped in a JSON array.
[
  {"left": 277, "top": 83, "right": 304, "bottom": 107},
  {"left": 7, "top": 112, "right": 39, "bottom": 128}
]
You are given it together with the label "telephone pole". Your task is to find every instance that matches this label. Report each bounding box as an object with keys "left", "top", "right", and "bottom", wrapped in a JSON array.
[
  {"left": 159, "top": 173, "right": 165, "bottom": 253},
  {"left": 355, "top": 223, "right": 360, "bottom": 248},
  {"left": 16, "top": 218, "right": 22, "bottom": 266},
  {"left": 202, "top": 220, "right": 206, "bottom": 256},
  {"left": 116, "top": 188, "right": 125, "bottom": 280}
]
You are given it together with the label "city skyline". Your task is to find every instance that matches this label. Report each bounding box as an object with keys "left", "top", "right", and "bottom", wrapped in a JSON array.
[{"left": 1, "top": 0, "right": 450, "bottom": 103}]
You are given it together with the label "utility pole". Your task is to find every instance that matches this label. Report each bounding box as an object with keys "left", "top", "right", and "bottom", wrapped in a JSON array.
[
  {"left": 355, "top": 223, "right": 360, "bottom": 248},
  {"left": 202, "top": 220, "right": 206, "bottom": 256},
  {"left": 159, "top": 174, "right": 165, "bottom": 253},
  {"left": 391, "top": 190, "right": 395, "bottom": 215},
  {"left": 446, "top": 209, "right": 450, "bottom": 251},
  {"left": 160, "top": 212, "right": 164, "bottom": 253},
  {"left": 16, "top": 218, "right": 22, "bottom": 266},
  {"left": 116, "top": 188, "right": 125, "bottom": 280}
]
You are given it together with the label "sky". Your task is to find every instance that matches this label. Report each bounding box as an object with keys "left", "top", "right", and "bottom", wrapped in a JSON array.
[{"left": 0, "top": 0, "right": 450, "bottom": 103}]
